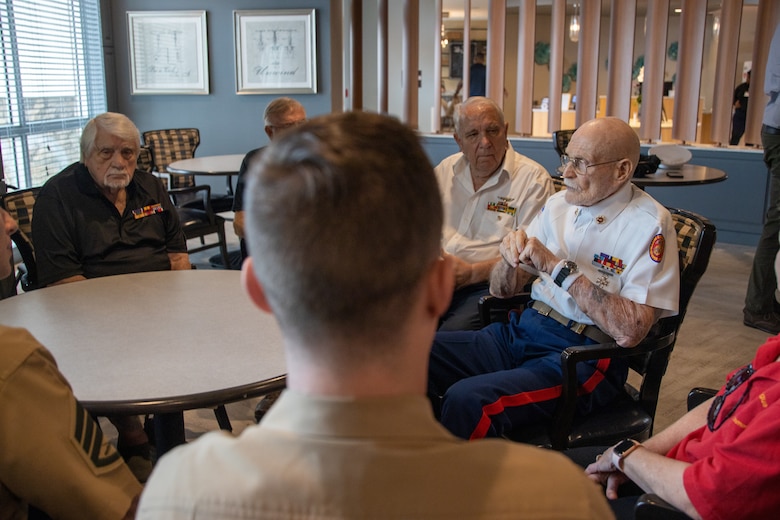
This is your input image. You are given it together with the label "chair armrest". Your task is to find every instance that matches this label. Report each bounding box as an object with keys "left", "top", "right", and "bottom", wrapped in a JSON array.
[
  {"left": 687, "top": 387, "right": 717, "bottom": 411},
  {"left": 548, "top": 330, "right": 676, "bottom": 449},
  {"left": 169, "top": 185, "right": 213, "bottom": 213},
  {"left": 478, "top": 290, "right": 532, "bottom": 326},
  {"left": 635, "top": 493, "right": 693, "bottom": 520}
]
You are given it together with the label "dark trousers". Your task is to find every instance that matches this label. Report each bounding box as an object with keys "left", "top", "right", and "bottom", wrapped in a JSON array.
[
  {"left": 745, "top": 130, "right": 780, "bottom": 314},
  {"left": 428, "top": 308, "right": 626, "bottom": 439},
  {"left": 437, "top": 282, "right": 490, "bottom": 331}
]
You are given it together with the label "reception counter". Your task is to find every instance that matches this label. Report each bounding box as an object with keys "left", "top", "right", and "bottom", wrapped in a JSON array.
[{"left": 420, "top": 134, "right": 765, "bottom": 247}]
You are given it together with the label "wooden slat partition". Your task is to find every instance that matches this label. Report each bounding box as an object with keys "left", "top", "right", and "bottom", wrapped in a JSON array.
[
  {"left": 575, "top": 0, "right": 601, "bottom": 126},
  {"left": 487, "top": 0, "right": 506, "bottom": 108},
  {"left": 514, "top": 0, "right": 536, "bottom": 135},
  {"left": 672, "top": 0, "right": 707, "bottom": 143},
  {"left": 639, "top": 0, "right": 670, "bottom": 142},
  {"left": 605, "top": 0, "right": 636, "bottom": 121},
  {"left": 709, "top": 0, "right": 744, "bottom": 145},
  {"left": 547, "top": 0, "right": 565, "bottom": 133},
  {"left": 402, "top": 0, "right": 419, "bottom": 127}
]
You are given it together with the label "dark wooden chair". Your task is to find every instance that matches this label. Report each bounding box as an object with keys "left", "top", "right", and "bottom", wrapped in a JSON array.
[{"left": 478, "top": 208, "right": 717, "bottom": 450}]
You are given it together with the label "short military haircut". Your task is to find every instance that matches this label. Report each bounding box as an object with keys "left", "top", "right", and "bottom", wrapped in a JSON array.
[
  {"left": 454, "top": 96, "right": 505, "bottom": 137},
  {"left": 245, "top": 112, "right": 443, "bottom": 346},
  {"left": 263, "top": 97, "right": 305, "bottom": 126},
  {"left": 80, "top": 112, "right": 140, "bottom": 162}
]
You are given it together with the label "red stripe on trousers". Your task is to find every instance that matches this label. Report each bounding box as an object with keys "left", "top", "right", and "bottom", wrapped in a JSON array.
[{"left": 469, "top": 357, "right": 612, "bottom": 440}]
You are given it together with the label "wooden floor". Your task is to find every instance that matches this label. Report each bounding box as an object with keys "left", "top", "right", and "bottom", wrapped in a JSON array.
[{"left": 102, "top": 223, "right": 773, "bottom": 443}]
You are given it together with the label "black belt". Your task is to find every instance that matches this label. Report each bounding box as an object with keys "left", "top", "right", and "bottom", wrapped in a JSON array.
[
  {"left": 762, "top": 124, "right": 780, "bottom": 135},
  {"left": 530, "top": 301, "right": 613, "bottom": 344}
]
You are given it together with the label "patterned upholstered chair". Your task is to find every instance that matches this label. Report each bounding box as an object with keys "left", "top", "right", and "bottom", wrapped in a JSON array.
[
  {"left": 141, "top": 128, "right": 200, "bottom": 189},
  {"left": 476, "top": 208, "right": 717, "bottom": 450},
  {"left": 0, "top": 188, "right": 41, "bottom": 291},
  {"left": 141, "top": 128, "right": 232, "bottom": 213}
]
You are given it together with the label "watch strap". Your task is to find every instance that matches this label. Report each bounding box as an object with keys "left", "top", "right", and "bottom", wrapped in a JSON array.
[{"left": 611, "top": 439, "right": 642, "bottom": 471}]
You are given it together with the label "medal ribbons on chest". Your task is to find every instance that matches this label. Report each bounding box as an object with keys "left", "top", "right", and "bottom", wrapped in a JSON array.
[
  {"left": 486, "top": 197, "right": 517, "bottom": 216},
  {"left": 132, "top": 203, "right": 164, "bottom": 220},
  {"left": 591, "top": 252, "right": 625, "bottom": 288}
]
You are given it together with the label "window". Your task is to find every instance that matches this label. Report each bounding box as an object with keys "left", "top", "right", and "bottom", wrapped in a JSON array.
[{"left": 0, "top": 0, "right": 106, "bottom": 190}]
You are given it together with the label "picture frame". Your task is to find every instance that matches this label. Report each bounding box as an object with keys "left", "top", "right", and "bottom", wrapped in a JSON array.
[
  {"left": 127, "top": 11, "right": 209, "bottom": 95},
  {"left": 234, "top": 9, "right": 317, "bottom": 94}
]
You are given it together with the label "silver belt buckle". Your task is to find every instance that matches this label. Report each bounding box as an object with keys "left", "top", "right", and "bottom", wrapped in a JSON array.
[{"left": 572, "top": 322, "right": 587, "bottom": 335}]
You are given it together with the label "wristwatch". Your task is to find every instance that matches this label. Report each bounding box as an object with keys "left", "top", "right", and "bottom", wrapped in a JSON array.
[
  {"left": 611, "top": 438, "right": 642, "bottom": 471},
  {"left": 554, "top": 260, "right": 578, "bottom": 287}
]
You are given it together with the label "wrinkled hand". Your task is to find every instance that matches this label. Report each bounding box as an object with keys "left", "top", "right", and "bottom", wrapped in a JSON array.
[
  {"left": 499, "top": 230, "right": 559, "bottom": 275},
  {"left": 584, "top": 448, "right": 629, "bottom": 499},
  {"left": 441, "top": 251, "right": 473, "bottom": 289}
]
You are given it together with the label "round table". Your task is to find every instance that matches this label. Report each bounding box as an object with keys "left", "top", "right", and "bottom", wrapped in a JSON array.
[
  {"left": 168, "top": 154, "right": 246, "bottom": 195},
  {"left": 631, "top": 164, "right": 727, "bottom": 188},
  {"left": 0, "top": 270, "right": 287, "bottom": 455}
]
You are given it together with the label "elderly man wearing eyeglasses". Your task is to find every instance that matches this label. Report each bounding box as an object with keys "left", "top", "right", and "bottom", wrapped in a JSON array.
[
  {"left": 580, "top": 332, "right": 780, "bottom": 519},
  {"left": 428, "top": 117, "right": 680, "bottom": 440}
]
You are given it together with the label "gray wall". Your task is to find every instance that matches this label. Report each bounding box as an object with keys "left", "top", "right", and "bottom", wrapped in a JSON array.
[{"left": 107, "top": 0, "right": 333, "bottom": 158}]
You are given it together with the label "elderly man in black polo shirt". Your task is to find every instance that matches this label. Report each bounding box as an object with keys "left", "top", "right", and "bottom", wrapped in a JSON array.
[{"left": 32, "top": 111, "right": 190, "bottom": 482}]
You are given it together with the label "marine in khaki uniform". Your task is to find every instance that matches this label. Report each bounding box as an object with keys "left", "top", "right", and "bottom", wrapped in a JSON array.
[{"left": 0, "top": 208, "right": 140, "bottom": 519}]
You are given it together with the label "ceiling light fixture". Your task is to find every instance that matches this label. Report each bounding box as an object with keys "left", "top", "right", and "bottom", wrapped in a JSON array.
[{"left": 569, "top": 3, "right": 580, "bottom": 43}]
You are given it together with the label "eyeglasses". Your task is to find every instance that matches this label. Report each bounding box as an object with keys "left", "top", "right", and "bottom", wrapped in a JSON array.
[
  {"left": 559, "top": 154, "right": 622, "bottom": 176},
  {"left": 707, "top": 363, "right": 754, "bottom": 431}
]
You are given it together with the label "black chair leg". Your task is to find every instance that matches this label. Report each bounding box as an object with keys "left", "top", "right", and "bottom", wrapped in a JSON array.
[{"left": 214, "top": 405, "right": 232, "bottom": 432}]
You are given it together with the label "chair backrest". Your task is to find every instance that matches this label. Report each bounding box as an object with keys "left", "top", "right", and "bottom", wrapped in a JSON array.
[
  {"left": 137, "top": 145, "right": 154, "bottom": 173},
  {"left": 628, "top": 208, "right": 716, "bottom": 420},
  {"left": 142, "top": 128, "right": 200, "bottom": 188},
  {"left": 552, "top": 129, "right": 576, "bottom": 157},
  {"left": 0, "top": 187, "right": 41, "bottom": 291}
]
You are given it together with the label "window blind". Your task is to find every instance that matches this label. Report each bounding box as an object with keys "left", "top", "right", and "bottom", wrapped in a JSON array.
[{"left": 0, "top": 0, "right": 106, "bottom": 190}]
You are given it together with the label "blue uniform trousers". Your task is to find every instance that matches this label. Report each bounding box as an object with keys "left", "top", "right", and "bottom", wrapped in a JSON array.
[{"left": 428, "top": 306, "right": 627, "bottom": 439}]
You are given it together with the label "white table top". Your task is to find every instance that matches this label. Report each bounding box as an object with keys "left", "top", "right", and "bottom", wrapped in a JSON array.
[
  {"left": 167, "top": 154, "right": 245, "bottom": 175},
  {"left": 0, "top": 270, "right": 287, "bottom": 414}
]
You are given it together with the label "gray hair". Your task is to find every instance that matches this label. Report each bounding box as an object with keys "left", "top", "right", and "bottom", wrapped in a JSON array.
[
  {"left": 263, "top": 97, "right": 305, "bottom": 126},
  {"left": 454, "top": 96, "right": 505, "bottom": 136},
  {"left": 80, "top": 112, "right": 140, "bottom": 162}
]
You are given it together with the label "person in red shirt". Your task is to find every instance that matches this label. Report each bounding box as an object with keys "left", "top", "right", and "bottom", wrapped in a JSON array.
[{"left": 582, "top": 333, "right": 780, "bottom": 519}]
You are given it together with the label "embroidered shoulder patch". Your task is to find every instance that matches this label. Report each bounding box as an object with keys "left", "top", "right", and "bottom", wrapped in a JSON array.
[{"left": 649, "top": 234, "right": 665, "bottom": 263}]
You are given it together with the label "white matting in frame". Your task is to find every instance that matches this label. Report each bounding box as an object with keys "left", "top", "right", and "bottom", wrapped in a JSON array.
[
  {"left": 234, "top": 9, "right": 317, "bottom": 94},
  {"left": 127, "top": 10, "right": 209, "bottom": 95}
]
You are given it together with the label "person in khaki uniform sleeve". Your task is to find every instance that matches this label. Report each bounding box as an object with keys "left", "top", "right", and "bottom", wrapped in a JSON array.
[
  {"left": 137, "top": 112, "right": 612, "bottom": 519},
  {"left": 0, "top": 208, "right": 140, "bottom": 520}
]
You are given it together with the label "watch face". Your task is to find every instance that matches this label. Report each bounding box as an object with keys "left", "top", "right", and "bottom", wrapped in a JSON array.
[{"left": 614, "top": 439, "right": 636, "bottom": 456}]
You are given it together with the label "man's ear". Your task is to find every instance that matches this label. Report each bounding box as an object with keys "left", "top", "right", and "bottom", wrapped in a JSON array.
[
  {"left": 426, "top": 255, "right": 455, "bottom": 318},
  {"left": 264, "top": 125, "right": 274, "bottom": 140},
  {"left": 453, "top": 132, "right": 464, "bottom": 152},
  {"left": 241, "top": 257, "right": 273, "bottom": 314},
  {"left": 615, "top": 158, "right": 633, "bottom": 183}
]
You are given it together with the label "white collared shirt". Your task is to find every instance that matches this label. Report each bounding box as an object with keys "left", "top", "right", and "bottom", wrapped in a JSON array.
[
  {"left": 528, "top": 182, "right": 680, "bottom": 324},
  {"left": 435, "top": 143, "right": 554, "bottom": 263}
]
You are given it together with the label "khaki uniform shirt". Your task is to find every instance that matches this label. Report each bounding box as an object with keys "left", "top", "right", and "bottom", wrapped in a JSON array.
[
  {"left": 139, "top": 390, "right": 612, "bottom": 519},
  {"left": 0, "top": 326, "right": 141, "bottom": 520}
]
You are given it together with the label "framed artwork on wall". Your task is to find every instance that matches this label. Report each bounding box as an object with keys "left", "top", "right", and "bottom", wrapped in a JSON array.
[
  {"left": 127, "top": 11, "right": 209, "bottom": 95},
  {"left": 233, "top": 9, "right": 317, "bottom": 94}
]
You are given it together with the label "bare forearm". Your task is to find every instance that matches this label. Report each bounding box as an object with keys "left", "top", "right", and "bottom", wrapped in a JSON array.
[
  {"left": 168, "top": 252, "right": 192, "bottom": 270},
  {"left": 233, "top": 211, "right": 245, "bottom": 239},
  {"left": 643, "top": 398, "right": 712, "bottom": 455},
  {"left": 567, "top": 275, "right": 655, "bottom": 347},
  {"left": 489, "top": 258, "right": 532, "bottom": 297},
  {"left": 621, "top": 449, "right": 700, "bottom": 519},
  {"left": 457, "top": 257, "right": 499, "bottom": 288}
]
